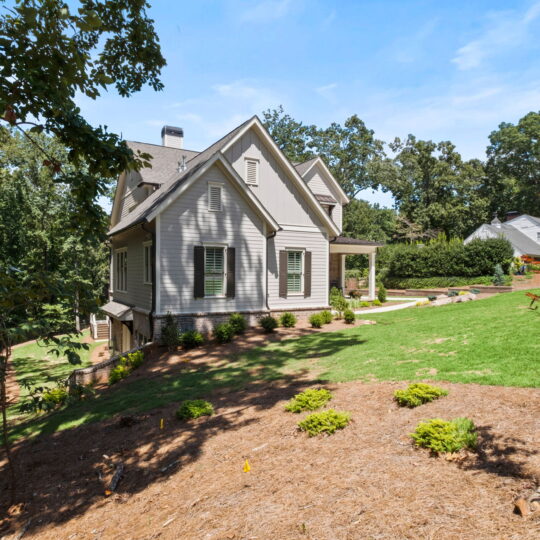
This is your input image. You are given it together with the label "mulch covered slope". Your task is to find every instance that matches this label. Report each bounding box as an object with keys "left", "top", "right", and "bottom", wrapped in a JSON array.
[{"left": 1, "top": 380, "right": 539, "bottom": 539}]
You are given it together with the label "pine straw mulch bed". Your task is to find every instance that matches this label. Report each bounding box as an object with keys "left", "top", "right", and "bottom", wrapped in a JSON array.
[{"left": 1, "top": 380, "right": 539, "bottom": 539}]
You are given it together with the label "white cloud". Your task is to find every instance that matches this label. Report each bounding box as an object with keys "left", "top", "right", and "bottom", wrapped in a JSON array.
[
  {"left": 452, "top": 2, "right": 540, "bottom": 70},
  {"left": 315, "top": 83, "right": 338, "bottom": 102},
  {"left": 239, "top": 0, "right": 293, "bottom": 22}
]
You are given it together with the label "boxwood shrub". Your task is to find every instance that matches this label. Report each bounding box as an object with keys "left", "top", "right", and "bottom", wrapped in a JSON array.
[
  {"left": 180, "top": 330, "right": 204, "bottom": 349},
  {"left": 214, "top": 322, "right": 235, "bottom": 343},
  {"left": 309, "top": 313, "right": 323, "bottom": 328},
  {"left": 343, "top": 309, "right": 356, "bottom": 324},
  {"left": 228, "top": 313, "right": 247, "bottom": 335},
  {"left": 320, "top": 310, "right": 333, "bottom": 324},
  {"left": 279, "top": 312, "right": 297, "bottom": 328},
  {"left": 260, "top": 315, "right": 278, "bottom": 332}
]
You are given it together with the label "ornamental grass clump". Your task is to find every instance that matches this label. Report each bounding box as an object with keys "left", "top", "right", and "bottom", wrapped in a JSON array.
[
  {"left": 285, "top": 388, "right": 332, "bottom": 413},
  {"left": 411, "top": 417, "right": 477, "bottom": 453},
  {"left": 394, "top": 383, "right": 448, "bottom": 408},
  {"left": 298, "top": 409, "right": 351, "bottom": 437},
  {"left": 176, "top": 399, "right": 214, "bottom": 420}
]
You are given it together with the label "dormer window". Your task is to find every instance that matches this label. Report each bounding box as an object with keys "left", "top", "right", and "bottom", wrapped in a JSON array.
[
  {"left": 208, "top": 183, "right": 223, "bottom": 211},
  {"left": 245, "top": 158, "right": 259, "bottom": 186}
]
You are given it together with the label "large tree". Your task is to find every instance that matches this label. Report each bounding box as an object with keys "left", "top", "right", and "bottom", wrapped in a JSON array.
[
  {"left": 387, "top": 136, "right": 489, "bottom": 238},
  {"left": 485, "top": 111, "right": 540, "bottom": 217},
  {"left": 0, "top": 0, "right": 165, "bottom": 503}
]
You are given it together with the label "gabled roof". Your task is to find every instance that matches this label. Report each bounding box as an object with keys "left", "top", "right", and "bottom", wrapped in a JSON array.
[
  {"left": 126, "top": 141, "right": 199, "bottom": 185},
  {"left": 294, "top": 156, "right": 349, "bottom": 205},
  {"left": 506, "top": 214, "right": 540, "bottom": 227},
  {"left": 110, "top": 116, "right": 341, "bottom": 238},
  {"left": 482, "top": 223, "right": 540, "bottom": 256}
]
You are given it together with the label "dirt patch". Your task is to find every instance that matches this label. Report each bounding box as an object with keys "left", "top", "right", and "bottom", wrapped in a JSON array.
[
  {"left": 1, "top": 381, "right": 539, "bottom": 539},
  {"left": 415, "top": 367, "right": 438, "bottom": 376}
]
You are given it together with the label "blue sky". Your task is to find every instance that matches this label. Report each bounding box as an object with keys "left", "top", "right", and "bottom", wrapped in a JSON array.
[{"left": 77, "top": 0, "right": 540, "bottom": 208}]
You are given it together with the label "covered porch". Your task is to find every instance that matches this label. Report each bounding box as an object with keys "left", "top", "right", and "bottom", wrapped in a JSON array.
[{"left": 329, "top": 237, "right": 383, "bottom": 300}]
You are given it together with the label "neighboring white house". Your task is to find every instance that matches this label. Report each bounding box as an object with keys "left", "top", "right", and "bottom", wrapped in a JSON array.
[
  {"left": 464, "top": 214, "right": 540, "bottom": 258},
  {"left": 103, "top": 117, "right": 381, "bottom": 353}
]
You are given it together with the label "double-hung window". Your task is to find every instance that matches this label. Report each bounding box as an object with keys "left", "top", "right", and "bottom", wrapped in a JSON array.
[
  {"left": 143, "top": 242, "right": 152, "bottom": 284},
  {"left": 204, "top": 246, "right": 226, "bottom": 297},
  {"left": 287, "top": 250, "right": 304, "bottom": 295},
  {"left": 115, "top": 248, "right": 127, "bottom": 292}
]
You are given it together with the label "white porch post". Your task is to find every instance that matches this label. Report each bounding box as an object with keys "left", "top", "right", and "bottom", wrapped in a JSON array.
[
  {"left": 341, "top": 254, "right": 346, "bottom": 292},
  {"left": 368, "top": 250, "right": 376, "bottom": 300}
]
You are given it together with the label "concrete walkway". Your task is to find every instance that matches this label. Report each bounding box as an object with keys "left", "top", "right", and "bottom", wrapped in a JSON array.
[{"left": 354, "top": 300, "right": 419, "bottom": 314}]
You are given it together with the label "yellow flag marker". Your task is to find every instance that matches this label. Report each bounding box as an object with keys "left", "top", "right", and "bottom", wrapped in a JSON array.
[
  {"left": 160, "top": 418, "right": 164, "bottom": 429},
  {"left": 243, "top": 459, "right": 251, "bottom": 472}
]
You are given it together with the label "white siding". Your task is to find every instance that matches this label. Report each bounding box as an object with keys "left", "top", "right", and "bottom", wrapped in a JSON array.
[
  {"left": 111, "top": 228, "right": 153, "bottom": 311},
  {"left": 303, "top": 163, "right": 343, "bottom": 231},
  {"left": 225, "top": 129, "right": 325, "bottom": 229},
  {"left": 158, "top": 164, "right": 266, "bottom": 314},
  {"left": 119, "top": 171, "right": 152, "bottom": 220},
  {"left": 267, "top": 229, "right": 329, "bottom": 309}
]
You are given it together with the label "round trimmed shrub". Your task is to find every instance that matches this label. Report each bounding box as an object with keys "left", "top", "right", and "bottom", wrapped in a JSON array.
[
  {"left": 279, "top": 312, "right": 297, "bottom": 328},
  {"left": 360, "top": 301, "right": 370, "bottom": 307},
  {"left": 228, "top": 312, "right": 247, "bottom": 335},
  {"left": 176, "top": 399, "right": 214, "bottom": 420},
  {"left": 298, "top": 409, "right": 351, "bottom": 437},
  {"left": 214, "top": 322, "right": 235, "bottom": 343},
  {"left": 260, "top": 315, "right": 278, "bottom": 332},
  {"left": 372, "top": 299, "right": 382, "bottom": 307},
  {"left": 309, "top": 313, "right": 323, "bottom": 328},
  {"left": 181, "top": 330, "right": 204, "bottom": 349},
  {"left": 320, "top": 310, "right": 333, "bottom": 324},
  {"left": 109, "top": 363, "right": 131, "bottom": 385},
  {"left": 343, "top": 309, "right": 355, "bottom": 324}
]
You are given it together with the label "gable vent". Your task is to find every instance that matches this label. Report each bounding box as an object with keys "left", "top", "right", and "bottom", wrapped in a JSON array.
[
  {"left": 208, "top": 184, "right": 222, "bottom": 211},
  {"left": 245, "top": 158, "right": 259, "bottom": 185}
]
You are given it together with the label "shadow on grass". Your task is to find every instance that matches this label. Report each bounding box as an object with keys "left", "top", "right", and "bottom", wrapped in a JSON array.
[
  {"left": 0, "top": 329, "right": 360, "bottom": 536},
  {"left": 459, "top": 425, "right": 539, "bottom": 479}
]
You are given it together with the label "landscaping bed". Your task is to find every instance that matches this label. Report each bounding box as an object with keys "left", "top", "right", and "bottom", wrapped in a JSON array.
[{"left": 1, "top": 381, "right": 538, "bottom": 539}]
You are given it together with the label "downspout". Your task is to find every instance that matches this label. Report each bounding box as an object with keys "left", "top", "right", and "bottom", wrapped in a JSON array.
[
  {"left": 141, "top": 222, "right": 156, "bottom": 340},
  {"left": 266, "top": 229, "right": 278, "bottom": 311}
]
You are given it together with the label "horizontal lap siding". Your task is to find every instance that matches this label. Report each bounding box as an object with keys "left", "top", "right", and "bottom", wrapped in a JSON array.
[
  {"left": 111, "top": 228, "right": 153, "bottom": 311},
  {"left": 159, "top": 164, "right": 266, "bottom": 314},
  {"left": 268, "top": 229, "right": 329, "bottom": 309},
  {"left": 303, "top": 165, "right": 342, "bottom": 231}
]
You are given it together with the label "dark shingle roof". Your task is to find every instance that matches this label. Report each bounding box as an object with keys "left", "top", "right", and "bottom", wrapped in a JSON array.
[
  {"left": 315, "top": 193, "right": 337, "bottom": 204},
  {"left": 110, "top": 118, "right": 254, "bottom": 235},
  {"left": 294, "top": 157, "right": 318, "bottom": 176},
  {"left": 127, "top": 141, "right": 199, "bottom": 185},
  {"left": 330, "top": 236, "right": 384, "bottom": 246}
]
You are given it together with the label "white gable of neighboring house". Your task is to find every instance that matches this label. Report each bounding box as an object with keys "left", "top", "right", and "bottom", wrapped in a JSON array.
[{"left": 505, "top": 215, "right": 540, "bottom": 244}]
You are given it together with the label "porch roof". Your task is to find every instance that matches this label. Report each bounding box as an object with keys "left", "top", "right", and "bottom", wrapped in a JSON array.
[
  {"left": 101, "top": 301, "right": 133, "bottom": 321},
  {"left": 329, "top": 236, "right": 383, "bottom": 254}
]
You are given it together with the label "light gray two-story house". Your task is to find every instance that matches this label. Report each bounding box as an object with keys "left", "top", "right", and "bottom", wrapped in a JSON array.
[{"left": 104, "top": 116, "right": 380, "bottom": 353}]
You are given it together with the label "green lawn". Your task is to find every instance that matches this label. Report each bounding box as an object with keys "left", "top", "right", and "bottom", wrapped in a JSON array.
[
  {"left": 8, "top": 331, "right": 100, "bottom": 420},
  {"left": 8, "top": 290, "right": 539, "bottom": 440}
]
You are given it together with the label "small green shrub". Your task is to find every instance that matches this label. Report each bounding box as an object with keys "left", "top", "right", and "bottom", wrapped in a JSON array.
[
  {"left": 372, "top": 299, "right": 382, "bottom": 307},
  {"left": 411, "top": 417, "right": 477, "bottom": 453},
  {"left": 360, "top": 301, "right": 370, "bottom": 307},
  {"left": 260, "top": 315, "right": 278, "bottom": 332},
  {"left": 228, "top": 313, "right": 247, "bottom": 335},
  {"left": 161, "top": 312, "right": 181, "bottom": 350},
  {"left": 285, "top": 388, "right": 332, "bottom": 413},
  {"left": 176, "top": 399, "right": 214, "bottom": 420},
  {"left": 279, "top": 312, "right": 297, "bottom": 328},
  {"left": 428, "top": 295, "right": 437, "bottom": 301},
  {"left": 329, "top": 287, "right": 348, "bottom": 317},
  {"left": 320, "top": 310, "right": 333, "bottom": 324},
  {"left": 377, "top": 284, "right": 387, "bottom": 303},
  {"left": 309, "top": 313, "right": 323, "bottom": 328},
  {"left": 458, "top": 290, "right": 468, "bottom": 296},
  {"left": 343, "top": 309, "right": 355, "bottom": 324},
  {"left": 394, "top": 383, "right": 448, "bottom": 408},
  {"left": 108, "top": 363, "right": 131, "bottom": 385},
  {"left": 180, "top": 330, "right": 204, "bottom": 349},
  {"left": 126, "top": 350, "right": 145, "bottom": 368},
  {"left": 492, "top": 263, "right": 505, "bottom": 286},
  {"left": 214, "top": 322, "right": 235, "bottom": 343},
  {"left": 42, "top": 387, "right": 69, "bottom": 407},
  {"left": 298, "top": 409, "right": 351, "bottom": 437}
]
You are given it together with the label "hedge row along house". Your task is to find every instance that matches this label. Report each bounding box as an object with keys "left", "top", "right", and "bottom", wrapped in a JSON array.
[{"left": 103, "top": 116, "right": 381, "bottom": 353}]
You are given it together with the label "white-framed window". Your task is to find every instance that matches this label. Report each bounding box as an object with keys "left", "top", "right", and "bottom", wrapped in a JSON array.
[
  {"left": 143, "top": 241, "right": 152, "bottom": 284},
  {"left": 245, "top": 158, "right": 259, "bottom": 185},
  {"left": 115, "top": 248, "right": 128, "bottom": 292},
  {"left": 287, "top": 250, "right": 304, "bottom": 295},
  {"left": 208, "top": 182, "right": 223, "bottom": 211},
  {"left": 204, "top": 246, "right": 226, "bottom": 297}
]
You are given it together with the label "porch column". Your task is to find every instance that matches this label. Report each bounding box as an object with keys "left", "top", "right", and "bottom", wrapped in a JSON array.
[
  {"left": 341, "top": 254, "right": 346, "bottom": 292},
  {"left": 368, "top": 251, "right": 376, "bottom": 300}
]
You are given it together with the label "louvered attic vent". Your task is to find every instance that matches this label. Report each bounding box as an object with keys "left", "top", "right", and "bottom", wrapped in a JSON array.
[
  {"left": 208, "top": 184, "right": 222, "bottom": 211},
  {"left": 245, "top": 158, "right": 259, "bottom": 185}
]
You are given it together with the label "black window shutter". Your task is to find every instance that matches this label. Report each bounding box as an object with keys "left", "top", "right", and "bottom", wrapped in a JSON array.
[
  {"left": 227, "top": 247, "right": 235, "bottom": 298},
  {"left": 194, "top": 246, "right": 205, "bottom": 298},
  {"left": 304, "top": 251, "right": 312, "bottom": 298},
  {"left": 279, "top": 250, "right": 288, "bottom": 298}
]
